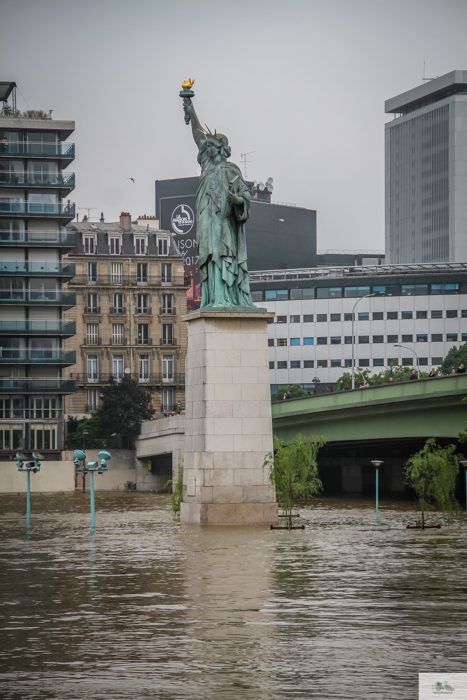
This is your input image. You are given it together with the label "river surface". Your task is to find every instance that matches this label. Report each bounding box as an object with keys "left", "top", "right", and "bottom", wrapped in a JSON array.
[{"left": 0, "top": 493, "right": 466, "bottom": 700}]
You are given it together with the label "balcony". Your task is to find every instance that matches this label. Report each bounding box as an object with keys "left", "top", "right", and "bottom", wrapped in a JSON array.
[
  {"left": 136, "top": 338, "right": 152, "bottom": 345},
  {"left": 0, "top": 231, "right": 75, "bottom": 249},
  {"left": 1, "top": 142, "right": 75, "bottom": 164},
  {"left": 83, "top": 337, "right": 102, "bottom": 345},
  {"left": 72, "top": 372, "right": 185, "bottom": 386},
  {"left": 0, "top": 261, "right": 75, "bottom": 277},
  {"left": 0, "top": 200, "right": 76, "bottom": 222},
  {"left": 135, "top": 307, "right": 152, "bottom": 315},
  {"left": 0, "top": 291, "right": 76, "bottom": 308},
  {"left": 160, "top": 337, "right": 177, "bottom": 346},
  {"left": 0, "top": 378, "right": 76, "bottom": 393},
  {"left": 69, "top": 275, "right": 189, "bottom": 287},
  {"left": 0, "top": 349, "right": 76, "bottom": 365},
  {"left": 159, "top": 307, "right": 175, "bottom": 315},
  {"left": 109, "top": 307, "right": 126, "bottom": 315},
  {"left": 0, "top": 320, "right": 76, "bottom": 336},
  {"left": 110, "top": 338, "right": 127, "bottom": 346},
  {"left": 84, "top": 306, "right": 101, "bottom": 314},
  {"left": 0, "top": 172, "right": 75, "bottom": 194}
]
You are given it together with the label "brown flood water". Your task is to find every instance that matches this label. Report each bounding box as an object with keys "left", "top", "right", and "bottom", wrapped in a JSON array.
[{"left": 0, "top": 493, "right": 466, "bottom": 699}]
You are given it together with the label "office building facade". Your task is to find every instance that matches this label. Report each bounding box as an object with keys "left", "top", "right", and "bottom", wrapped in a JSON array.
[
  {"left": 385, "top": 70, "right": 467, "bottom": 263},
  {"left": 0, "top": 82, "right": 76, "bottom": 456}
]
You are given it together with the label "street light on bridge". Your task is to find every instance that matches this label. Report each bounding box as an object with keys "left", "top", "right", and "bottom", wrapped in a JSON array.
[
  {"left": 351, "top": 292, "right": 386, "bottom": 390},
  {"left": 393, "top": 344, "right": 420, "bottom": 379}
]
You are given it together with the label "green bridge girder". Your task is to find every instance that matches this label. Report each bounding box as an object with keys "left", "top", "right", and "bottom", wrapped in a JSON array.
[{"left": 272, "top": 375, "right": 467, "bottom": 444}]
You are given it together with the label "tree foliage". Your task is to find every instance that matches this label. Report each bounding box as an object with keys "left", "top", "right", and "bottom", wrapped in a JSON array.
[
  {"left": 270, "top": 384, "right": 308, "bottom": 403},
  {"left": 335, "top": 364, "right": 429, "bottom": 391},
  {"left": 98, "top": 377, "right": 153, "bottom": 440},
  {"left": 66, "top": 412, "right": 105, "bottom": 450},
  {"left": 441, "top": 342, "right": 467, "bottom": 375},
  {"left": 404, "top": 438, "right": 463, "bottom": 527},
  {"left": 165, "top": 468, "right": 184, "bottom": 515},
  {"left": 263, "top": 434, "right": 327, "bottom": 527}
]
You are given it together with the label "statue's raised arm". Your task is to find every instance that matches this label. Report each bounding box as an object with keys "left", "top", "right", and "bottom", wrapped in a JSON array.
[{"left": 183, "top": 99, "right": 204, "bottom": 149}]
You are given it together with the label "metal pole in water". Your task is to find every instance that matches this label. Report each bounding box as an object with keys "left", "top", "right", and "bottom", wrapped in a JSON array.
[
  {"left": 375, "top": 468, "right": 379, "bottom": 521},
  {"left": 27, "top": 470, "right": 31, "bottom": 524},
  {"left": 90, "top": 471, "right": 96, "bottom": 532}
]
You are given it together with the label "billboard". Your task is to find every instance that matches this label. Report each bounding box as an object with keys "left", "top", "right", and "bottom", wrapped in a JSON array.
[{"left": 160, "top": 195, "right": 201, "bottom": 311}]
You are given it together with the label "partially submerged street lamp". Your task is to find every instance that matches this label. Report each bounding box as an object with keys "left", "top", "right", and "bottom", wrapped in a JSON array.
[
  {"left": 16, "top": 452, "right": 43, "bottom": 524},
  {"left": 460, "top": 461, "right": 467, "bottom": 515},
  {"left": 74, "top": 449, "right": 112, "bottom": 532},
  {"left": 371, "top": 460, "right": 384, "bottom": 521}
]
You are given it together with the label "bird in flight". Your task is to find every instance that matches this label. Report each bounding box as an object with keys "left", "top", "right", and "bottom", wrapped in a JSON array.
[{"left": 128, "top": 178, "right": 135, "bottom": 183}]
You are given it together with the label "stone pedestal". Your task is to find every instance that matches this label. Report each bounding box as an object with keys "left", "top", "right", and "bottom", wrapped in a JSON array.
[{"left": 180, "top": 310, "right": 278, "bottom": 525}]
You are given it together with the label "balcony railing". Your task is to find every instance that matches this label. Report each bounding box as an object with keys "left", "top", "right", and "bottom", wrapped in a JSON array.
[
  {"left": 160, "top": 337, "right": 177, "bottom": 346},
  {"left": 159, "top": 307, "right": 175, "bottom": 315},
  {"left": 0, "top": 349, "right": 76, "bottom": 365},
  {"left": 0, "top": 320, "right": 76, "bottom": 336},
  {"left": 109, "top": 307, "right": 126, "bottom": 315},
  {"left": 136, "top": 307, "right": 152, "bottom": 315},
  {"left": 0, "top": 408, "right": 63, "bottom": 420},
  {"left": 69, "top": 275, "right": 189, "bottom": 287},
  {"left": 0, "top": 173, "right": 75, "bottom": 189},
  {"left": 0, "top": 378, "right": 76, "bottom": 393},
  {"left": 0, "top": 291, "right": 76, "bottom": 307},
  {"left": 1, "top": 142, "right": 75, "bottom": 159},
  {"left": 84, "top": 337, "right": 102, "bottom": 345},
  {"left": 0, "top": 201, "right": 76, "bottom": 218},
  {"left": 110, "top": 338, "right": 127, "bottom": 345},
  {"left": 84, "top": 306, "right": 101, "bottom": 314},
  {"left": 136, "top": 338, "right": 152, "bottom": 345},
  {"left": 0, "top": 261, "right": 75, "bottom": 276},
  {"left": 0, "top": 232, "right": 75, "bottom": 248},
  {"left": 72, "top": 372, "right": 185, "bottom": 385}
]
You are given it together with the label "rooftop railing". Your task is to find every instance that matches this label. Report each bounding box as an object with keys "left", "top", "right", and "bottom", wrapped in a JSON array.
[
  {"left": 0, "top": 261, "right": 75, "bottom": 276},
  {"left": 0, "top": 320, "right": 76, "bottom": 336},
  {"left": 0, "top": 349, "right": 76, "bottom": 365},
  {"left": 0, "top": 290, "right": 76, "bottom": 307},
  {"left": 0, "top": 231, "right": 75, "bottom": 247}
]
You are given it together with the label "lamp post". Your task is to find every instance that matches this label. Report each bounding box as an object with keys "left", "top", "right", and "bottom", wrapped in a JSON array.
[
  {"left": 74, "top": 449, "right": 112, "bottom": 532},
  {"left": 460, "top": 461, "right": 467, "bottom": 515},
  {"left": 351, "top": 292, "right": 385, "bottom": 389},
  {"left": 393, "top": 344, "right": 419, "bottom": 378},
  {"left": 371, "top": 460, "right": 383, "bottom": 521},
  {"left": 82, "top": 430, "right": 89, "bottom": 492},
  {"left": 16, "top": 452, "right": 42, "bottom": 524}
]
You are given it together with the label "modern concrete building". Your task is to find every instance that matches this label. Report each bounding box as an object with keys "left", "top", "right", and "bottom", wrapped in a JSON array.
[
  {"left": 0, "top": 82, "right": 77, "bottom": 456},
  {"left": 63, "top": 214, "right": 188, "bottom": 418},
  {"left": 249, "top": 262, "right": 467, "bottom": 390},
  {"left": 385, "top": 70, "right": 467, "bottom": 263}
]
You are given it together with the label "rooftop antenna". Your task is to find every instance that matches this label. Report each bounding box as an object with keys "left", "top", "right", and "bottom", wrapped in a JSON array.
[
  {"left": 422, "top": 60, "right": 438, "bottom": 82},
  {"left": 240, "top": 151, "right": 255, "bottom": 179},
  {"left": 78, "top": 207, "right": 98, "bottom": 220}
]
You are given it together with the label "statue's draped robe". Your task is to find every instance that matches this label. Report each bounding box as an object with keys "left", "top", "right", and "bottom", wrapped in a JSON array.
[{"left": 196, "top": 141, "right": 255, "bottom": 308}]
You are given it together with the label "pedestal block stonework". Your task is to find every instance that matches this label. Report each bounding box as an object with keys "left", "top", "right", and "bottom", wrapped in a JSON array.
[{"left": 180, "top": 310, "right": 278, "bottom": 525}]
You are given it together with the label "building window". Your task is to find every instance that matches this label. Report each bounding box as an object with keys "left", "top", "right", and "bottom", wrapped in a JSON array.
[
  {"left": 344, "top": 313, "right": 353, "bottom": 322},
  {"left": 446, "top": 333, "right": 458, "bottom": 342},
  {"left": 416, "top": 311, "right": 427, "bottom": 319},
  {"left": 86, "top": 292, "right": 98, "bottom": 313},
  {"left": 462, "top": 310, "right": 467, "bottom": 318},
  {"left": 358, "top": 359, "right": 370, "bottom": 367},
  {"left": 31, "top": 398, "right": 57, "bottom": 419},
  {"left": 387, "top": 358, "right": 397, "bottom": 366},
  {"left": 432, "top": 357, "right": 443, "bottom": 365},
  {"left": 290, "top": 360, "right": 301, "bottom": 369},
  {"left": 86, "top": 324, "right": 99, "bottom": 345},
  {"left": 416, "top": 334, "right": 428, "bottom": 342},
  {"left": 344, "top": 286, "right": 370, "bottom": 298},
  {"left": 137, "top": 262, "right": 148, "bottom": 284},
  {"left": 344, "top": 336, "right": 353, "bottom": 344},
  {"left": 431, "top": 310, "right": 443, "bottom": 319},
  {"left": 330, "top": 313, "right": 341, "bottom": 322},
  {"left": 87, "top": 355, "right": 98, "bottom": 382},
  {"left": 402, "top": 284, "right": 429, "bottom": 296},
  {"left": 387, "top": 334, "right": 398, "bottom": 343},
  {"left": 265, "top": 289, "right": 288, "bottom": 301},
  {"left": 137, "top": 293, "right": 149, "bottom": 314},
  {"left": 462, "top": 334, "right": 467, "bottom": 342},
  {"left": 330, "top": 337, "right": 341, "bottom": 345},
  {"left": 290, "top": 315, "right": 300, "bottom": 323},
  {"left": 387, "top": 311, "right": 398, "bottom": 320},
  {"left": 162, "top": 324, "right": 174, "bottom": 345},
  {"left": 317, "top": 337, "right": 327, "bottom": 345},
  {"left": 112, "top": 293, "right": 124, "bottom": 313},
  {"left": 373, "top": 312, "right": 384, "bottom": 321},
  {"left": 162, "top": 387, "right": 174, "bottom": 412},
  {"left": 276, "top": 316, "right": 287, "bottom": 324},
  {"left": 373, "top": 359, "right": 384, "bottom": 366},
  {"left": 446, "top": 310, "right": 458, "bottom": 318},
  {"left": 358, "top": 336, "right": 369, "bottom": 344},
  {"left": 344, "top": 359, "right": 352, "bottom": 367},
  {"left": 161, "top": 262, "right": 172, "bottom": 284},
  {"left": 317, "top": 360, "right": 328, "bottom": 368},
  {"left": 86, "top": 262, "right": 97, "bottom": 283},
  {"left": 317, "top": 314, "right": 327, "bottom": 322},
  {"left": 277, "top": 361, "right": 287, "bottom": 369},
  {"left": 358, "top": 312, "right": 369, "bottom": 321},
  {"left": 330, "top": 359, "right": 341, "bottom": 367},
  {"left": 138, "top": 323, "right": 150, "bottom": 345},
  {"left": 87, "top": 389, "right": 98, "bottom": 411},
  {"left": 290, "top": 338, "right": 300, "bottom": 346},
  {"left": 431, "top": 283, "right": 459, "bottom": 295},
  {"left": 431, "top": 334, "right": 443, "bottom": 342},
  {"left": 83, "top": 235, "right": 96, "bottom": 254},
  {"left": 373, "top": 335, "right": 384, "bottom": 343},
  {"left": 112, "top": 323, "right": 124, "bottom": 345},
  {"left": 402, "top": 335, "right": 413, "bottom": 343},
  {"left": 161, "top": 294, "right": 174, "bottom": 314},
  {"left": 402, "top": 358, "right": 413, "bottom": 366},
  {"left": 162, "top": 355, "right": 174, "bottom": 382},
  {"left": 0, "top": 398, "right": 23, "bottom": 420},
  {"left": 112, "top": 355, "right": 124, "bottom": 380},
  {"left": 109, "top": 236, "right": 121, "bottom": 255},
  {"left": 303, "top": 288, "right": 315, "bottom": 299},
  {"left": 277, "top": 339, "right": 287, "bottom": 346},
  {"left": 303, "top": 338, "right": 314, "bottom": 345},
  {"left": 290, "top": 289, "right": 302, "bottom": 300},
  {"left": 251, "top": 291, "right": 263, "bottom": 302},
  {"left": 419, "top": 358, "right": 428, "bottom": 366},
  {"left": 30, "top": 424, "right": 57, "bottom": 450},
  {"left": 401, "top": 311, "right": 413, "bottom": 320},
  {"left": 303, "top": 314, "right": 314, "bottom": 323},
  {"left": 304, "top": 360, "right": 314, "bottom": 368},
  {"left": 111, "top": 262, "right": 123, "bottom": 284},
  {"left": 268, "top": 361, "right": 274, "bottom": 369},
  {"left": 135, "top": 237, "right": 147, "bottom": 255},
  {"left": 138, "top": 355, "right": 150, "bottom": 382},
  {"left": 157, "top": 237, "right": 169, "bottom": 256},
  {"left": 267, "top": 338, "right": 274, "bottom": 347}
]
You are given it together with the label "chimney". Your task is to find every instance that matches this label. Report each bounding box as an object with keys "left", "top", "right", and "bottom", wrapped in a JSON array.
[
  {"left": 83, "top": 215, "right": 88, "bottom": 222},
  {"left": 120, "top": 211, "right": 131, "bottom": 230},
  {"left": 100, "top": 212, "right": 105, "bottom": 223}
]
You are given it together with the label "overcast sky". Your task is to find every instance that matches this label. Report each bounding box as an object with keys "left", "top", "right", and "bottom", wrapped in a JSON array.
[{"left": 2, "top": 0, "right": 467, "bottom": 252}]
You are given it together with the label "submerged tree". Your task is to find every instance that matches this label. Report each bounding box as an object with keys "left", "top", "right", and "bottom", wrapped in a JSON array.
[
  {"left": 263, "top": 434, "right": 327, "bottom": 528},
  {"left": 99, "top": 376, "right": 153, "bottom": 441},
  {"left": 404, "top": 438, "right": 463, "bottom": 528}
]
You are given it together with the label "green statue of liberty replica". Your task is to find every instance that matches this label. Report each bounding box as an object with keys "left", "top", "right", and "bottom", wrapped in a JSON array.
[{"left": 180, "top": 80, "right": 257, "bottom": 310}]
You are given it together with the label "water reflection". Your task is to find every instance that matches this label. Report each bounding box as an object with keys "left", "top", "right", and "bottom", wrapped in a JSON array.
[{"left": 0, "top": 494, "right": 465, "bottom": 699}]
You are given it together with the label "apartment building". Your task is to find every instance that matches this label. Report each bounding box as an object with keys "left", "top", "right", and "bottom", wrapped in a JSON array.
[
  {"left": 0, "top": 81, "right": 77, "bottom": 456},
  {"left": 64, "top": 214, "right": 188, "bottom": 416}
]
